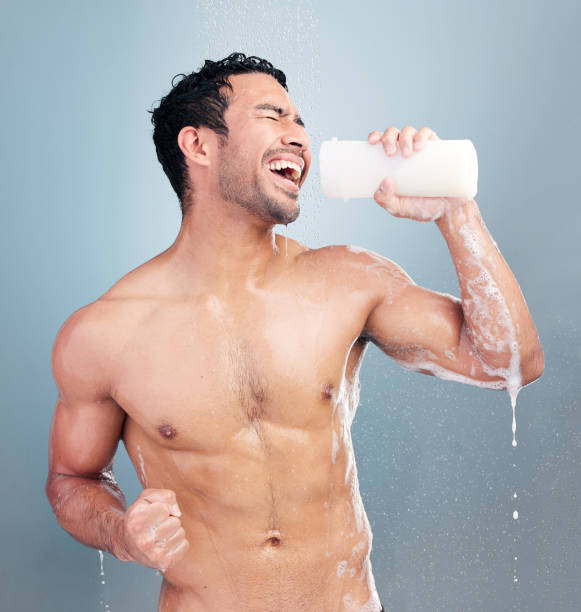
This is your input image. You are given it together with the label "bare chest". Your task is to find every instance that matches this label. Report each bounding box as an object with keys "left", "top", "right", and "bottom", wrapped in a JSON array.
[{"left": 112, "top": 293, "right": 367, "bottom": 450}]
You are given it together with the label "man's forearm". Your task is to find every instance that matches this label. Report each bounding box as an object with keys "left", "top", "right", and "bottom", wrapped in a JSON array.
[
  {"left": 435, "top": 199, "right": 543, "bottom": 388},
  {"left": 46, "top": 471, "right": 131, "bottom": 561}
]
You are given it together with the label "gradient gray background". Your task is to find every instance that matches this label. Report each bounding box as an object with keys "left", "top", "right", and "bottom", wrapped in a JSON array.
[{"left": 1, "top": 1, "right": 579, "bottom": 610}]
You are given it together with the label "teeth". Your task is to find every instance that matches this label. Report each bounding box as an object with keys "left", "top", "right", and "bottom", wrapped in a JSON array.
[
  {"left": 268, "top": 159, "right": 302, "bottom": 182},
  {"left": 268, "top": 159, "right": 301, "bottom": 174}
]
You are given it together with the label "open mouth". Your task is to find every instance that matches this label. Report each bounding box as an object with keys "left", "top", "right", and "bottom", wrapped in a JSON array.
[{"left": 268, "top": 160, "right": 302, "bottom": 192}]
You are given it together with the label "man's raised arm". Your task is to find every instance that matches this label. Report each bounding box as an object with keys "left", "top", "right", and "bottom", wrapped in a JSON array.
[
  {"left": 46, "top": 304, "right": 189, "bottom": 570},
  {"left": 361, "top": 126, "right": 543, "bottom": 392}
]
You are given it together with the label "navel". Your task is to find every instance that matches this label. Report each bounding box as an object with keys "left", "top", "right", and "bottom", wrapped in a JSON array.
[
  {"left": 264, "top": 529, "right": 282, "bottom": 547},
  {"left": 158, "top": 424, "right": 177, "bottom": 440}
]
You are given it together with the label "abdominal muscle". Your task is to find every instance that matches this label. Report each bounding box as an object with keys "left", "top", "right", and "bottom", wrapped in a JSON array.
[{"left": 125, "top": 415, "right": 380, "bottom": 612}]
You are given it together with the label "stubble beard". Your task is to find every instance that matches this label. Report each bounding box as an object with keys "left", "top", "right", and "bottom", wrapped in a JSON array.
[{"left": 217, "top": 144, "right": 300, "bottom": 226}]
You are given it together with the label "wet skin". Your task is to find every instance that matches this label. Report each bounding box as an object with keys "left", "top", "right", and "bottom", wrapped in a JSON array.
[
  {"left": 108, "top": 236, "right": 379, "bottom": 611},
  {"left": 47, "top": 73, "right": 543, "bottom": 611},
  {"left": 50, "top": 234, "right": 390, "bottom": 611}
]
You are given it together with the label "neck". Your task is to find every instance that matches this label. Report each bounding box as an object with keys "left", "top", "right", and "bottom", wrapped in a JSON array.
[{"left": 165, "top": 194, "right": 283, "bottom": 293}]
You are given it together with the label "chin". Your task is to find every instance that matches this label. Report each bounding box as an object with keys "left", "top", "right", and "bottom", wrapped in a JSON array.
[
  {"left": 262, "top": 189, "right": 300, "bottom": 225},
  {"left": 269, "top": 204, "right": 300, "bottom": 225}
]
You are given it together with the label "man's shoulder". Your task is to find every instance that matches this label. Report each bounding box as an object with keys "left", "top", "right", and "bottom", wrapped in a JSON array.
[
  {"left": 297, "top": 243, "right": 411, "bottom": 284},
  {"left": 51, "top": 300, "right": 121, "bottom": 402},
  {"left": 52, "top": 260, "right": 162, "bottom": 379},
  {"left": 52, "top": 298, "right": 130, "bottom": 370},
  {"left": 99, "top": 252, "right": 167, "bottom": 302}
]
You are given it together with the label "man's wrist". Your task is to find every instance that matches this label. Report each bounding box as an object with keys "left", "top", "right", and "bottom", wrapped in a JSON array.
[
  {"left": 435, "top": 198, "right": 480, "bottom": 234},
  {"left": 109, "top": 507, "right": 133, "bottom": 562}
]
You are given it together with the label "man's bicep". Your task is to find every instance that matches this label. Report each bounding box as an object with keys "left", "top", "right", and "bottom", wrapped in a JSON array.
[
  {"left": 364, "top": 282, "right": 460, "bottom": 356},
  {"left": 363, "top": 283, "right": 504, "bottom": 385},
  {"left": 49, "top": 395, "right": 126, "bottom": 477},
  {"left": 49, "top": 306, "right": 126, "bottom": 477}
]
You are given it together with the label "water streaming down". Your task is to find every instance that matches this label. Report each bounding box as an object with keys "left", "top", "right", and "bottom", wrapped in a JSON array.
[
  {"left": 98, "top": 550, "right": 111, "bottom": 610},
  {"left": 509, "top": 391, "right": 521, "bottom": 587},
  {"left": 370, "top": 203, "right": 527, "bottom": 591},
  {"left": 510, "top": 389, "right": 518, "bottom": 447},
  {"left": 103, "top": 4, "right": 536, "bottom": 608},
  {"left": 328, "top": 356, "right": 382, "bottom": 611},
  {"left": 99, "top": 550, "right": 105, "bottom": 585},
  {"left": 136, "top": 444, "right": 148, "bottom": 487},
  {"left": 172, "top": 3, "right": 328, "bottom": 608}
]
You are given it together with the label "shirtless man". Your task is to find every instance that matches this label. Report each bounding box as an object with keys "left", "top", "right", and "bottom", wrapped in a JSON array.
[{"left": 46, "top": 53, "right": 544, "bottom": 611}]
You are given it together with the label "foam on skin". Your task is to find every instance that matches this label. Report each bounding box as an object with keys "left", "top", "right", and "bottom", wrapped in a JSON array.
[
  {"left": 455, "top": 210, "right": 523, "bottom": 444},
  {"left": 384, "top": 204, "right": 524, "bottom": 445},
  {"left": 136, "top": 444, "right": 149, "bottom": 487},
  {"left": 332, "top": 430, "right": 339, "bottom": 464},
  {"left": 330, "top": 343, "right": 383, "bottom": 610},
  {"left": 344, "top": 197, "right": 527, "bottom": 607}
]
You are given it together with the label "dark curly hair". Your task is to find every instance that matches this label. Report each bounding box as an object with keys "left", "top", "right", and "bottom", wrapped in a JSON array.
[{"left": 148, "top": 52, "right": 288, "bottom": 216}]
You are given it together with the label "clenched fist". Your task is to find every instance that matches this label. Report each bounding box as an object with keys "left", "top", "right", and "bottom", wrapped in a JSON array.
[{"left": 120, "top": 488, "right": 189, "bottom": 571}]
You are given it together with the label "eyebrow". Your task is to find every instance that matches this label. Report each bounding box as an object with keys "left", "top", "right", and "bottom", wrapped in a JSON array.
[{"left": 254, "top": 103, "right": 305, "bottom": 127}]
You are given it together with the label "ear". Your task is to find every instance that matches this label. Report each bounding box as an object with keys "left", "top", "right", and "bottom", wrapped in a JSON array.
[{"left": 177, "top": 126, "right": 213, "bottom": 167}]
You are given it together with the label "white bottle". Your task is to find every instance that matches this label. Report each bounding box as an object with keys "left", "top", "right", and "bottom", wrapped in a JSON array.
[{"left": 319, "top": 138, "right": 478, "bottom": 199}]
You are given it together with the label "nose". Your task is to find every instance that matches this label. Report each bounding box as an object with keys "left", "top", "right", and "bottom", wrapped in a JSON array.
[
  {"left": 282, "top": 127, "right": 311, "bottom": 183},
  {"left": 282, "top": 125, "right": 310, "bottom": 152}
]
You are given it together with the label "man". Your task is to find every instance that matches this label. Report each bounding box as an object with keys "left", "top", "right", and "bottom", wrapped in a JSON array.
[{"left": 46, "top": 53, "right": 543, "bottom": 611}]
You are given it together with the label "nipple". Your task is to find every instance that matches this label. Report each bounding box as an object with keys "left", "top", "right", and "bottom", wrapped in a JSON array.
[
  {"left": 321, "top": 383, "right": 334, "bottom": 401},
  {"left": 158, "top": 424, "right": 177, "bottom": 440}
]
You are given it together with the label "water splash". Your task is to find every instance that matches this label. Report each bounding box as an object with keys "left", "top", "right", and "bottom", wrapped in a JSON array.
[{"left": 196, "top": 0, "right": 323, "bottom": 248}]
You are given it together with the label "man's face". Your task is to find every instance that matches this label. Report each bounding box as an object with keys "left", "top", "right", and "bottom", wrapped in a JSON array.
[{"left": 216, "top": 73, "right": 311, "bottom": 225}]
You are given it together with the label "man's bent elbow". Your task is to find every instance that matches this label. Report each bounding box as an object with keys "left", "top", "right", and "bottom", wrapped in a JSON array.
[
  {"left": 521, "top": 343, "right": 545, "bottom": 386},
  {"left": 45, "top": 472, "right": 58, "bottom": 509},
  {"left": 45, "top": 472, "right": 72, "bottom": 522}
]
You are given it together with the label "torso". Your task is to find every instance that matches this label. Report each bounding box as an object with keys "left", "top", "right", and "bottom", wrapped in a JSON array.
[{"left": 101, "top": 235, "right": 383, "bottom": 611}]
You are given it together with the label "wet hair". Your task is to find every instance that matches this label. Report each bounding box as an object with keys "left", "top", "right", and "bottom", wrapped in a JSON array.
[{"left": 148, "top": 52, "right": 288, "bottom": 216}]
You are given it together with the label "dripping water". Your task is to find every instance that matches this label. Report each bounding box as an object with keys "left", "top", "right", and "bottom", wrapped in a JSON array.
[
  {"left": 508, "top": 386, "right": 520, "bottom": 447},
  {"left": 98, "top": 550, "right": 111, "bottom": 610},
  {"left": 136, "top": 444, "right": 148, "bottom": 487},
  {"left": 99, "top": 550, "right": 105, "bottom": 585},
  {"left": 508, "top": 384, "right": 522, "bottom": 590}
]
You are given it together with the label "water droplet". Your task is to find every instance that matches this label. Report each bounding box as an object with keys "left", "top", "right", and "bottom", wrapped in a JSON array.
[{"left": 513, "top": 510, "right": 519, "bottom": 520}]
